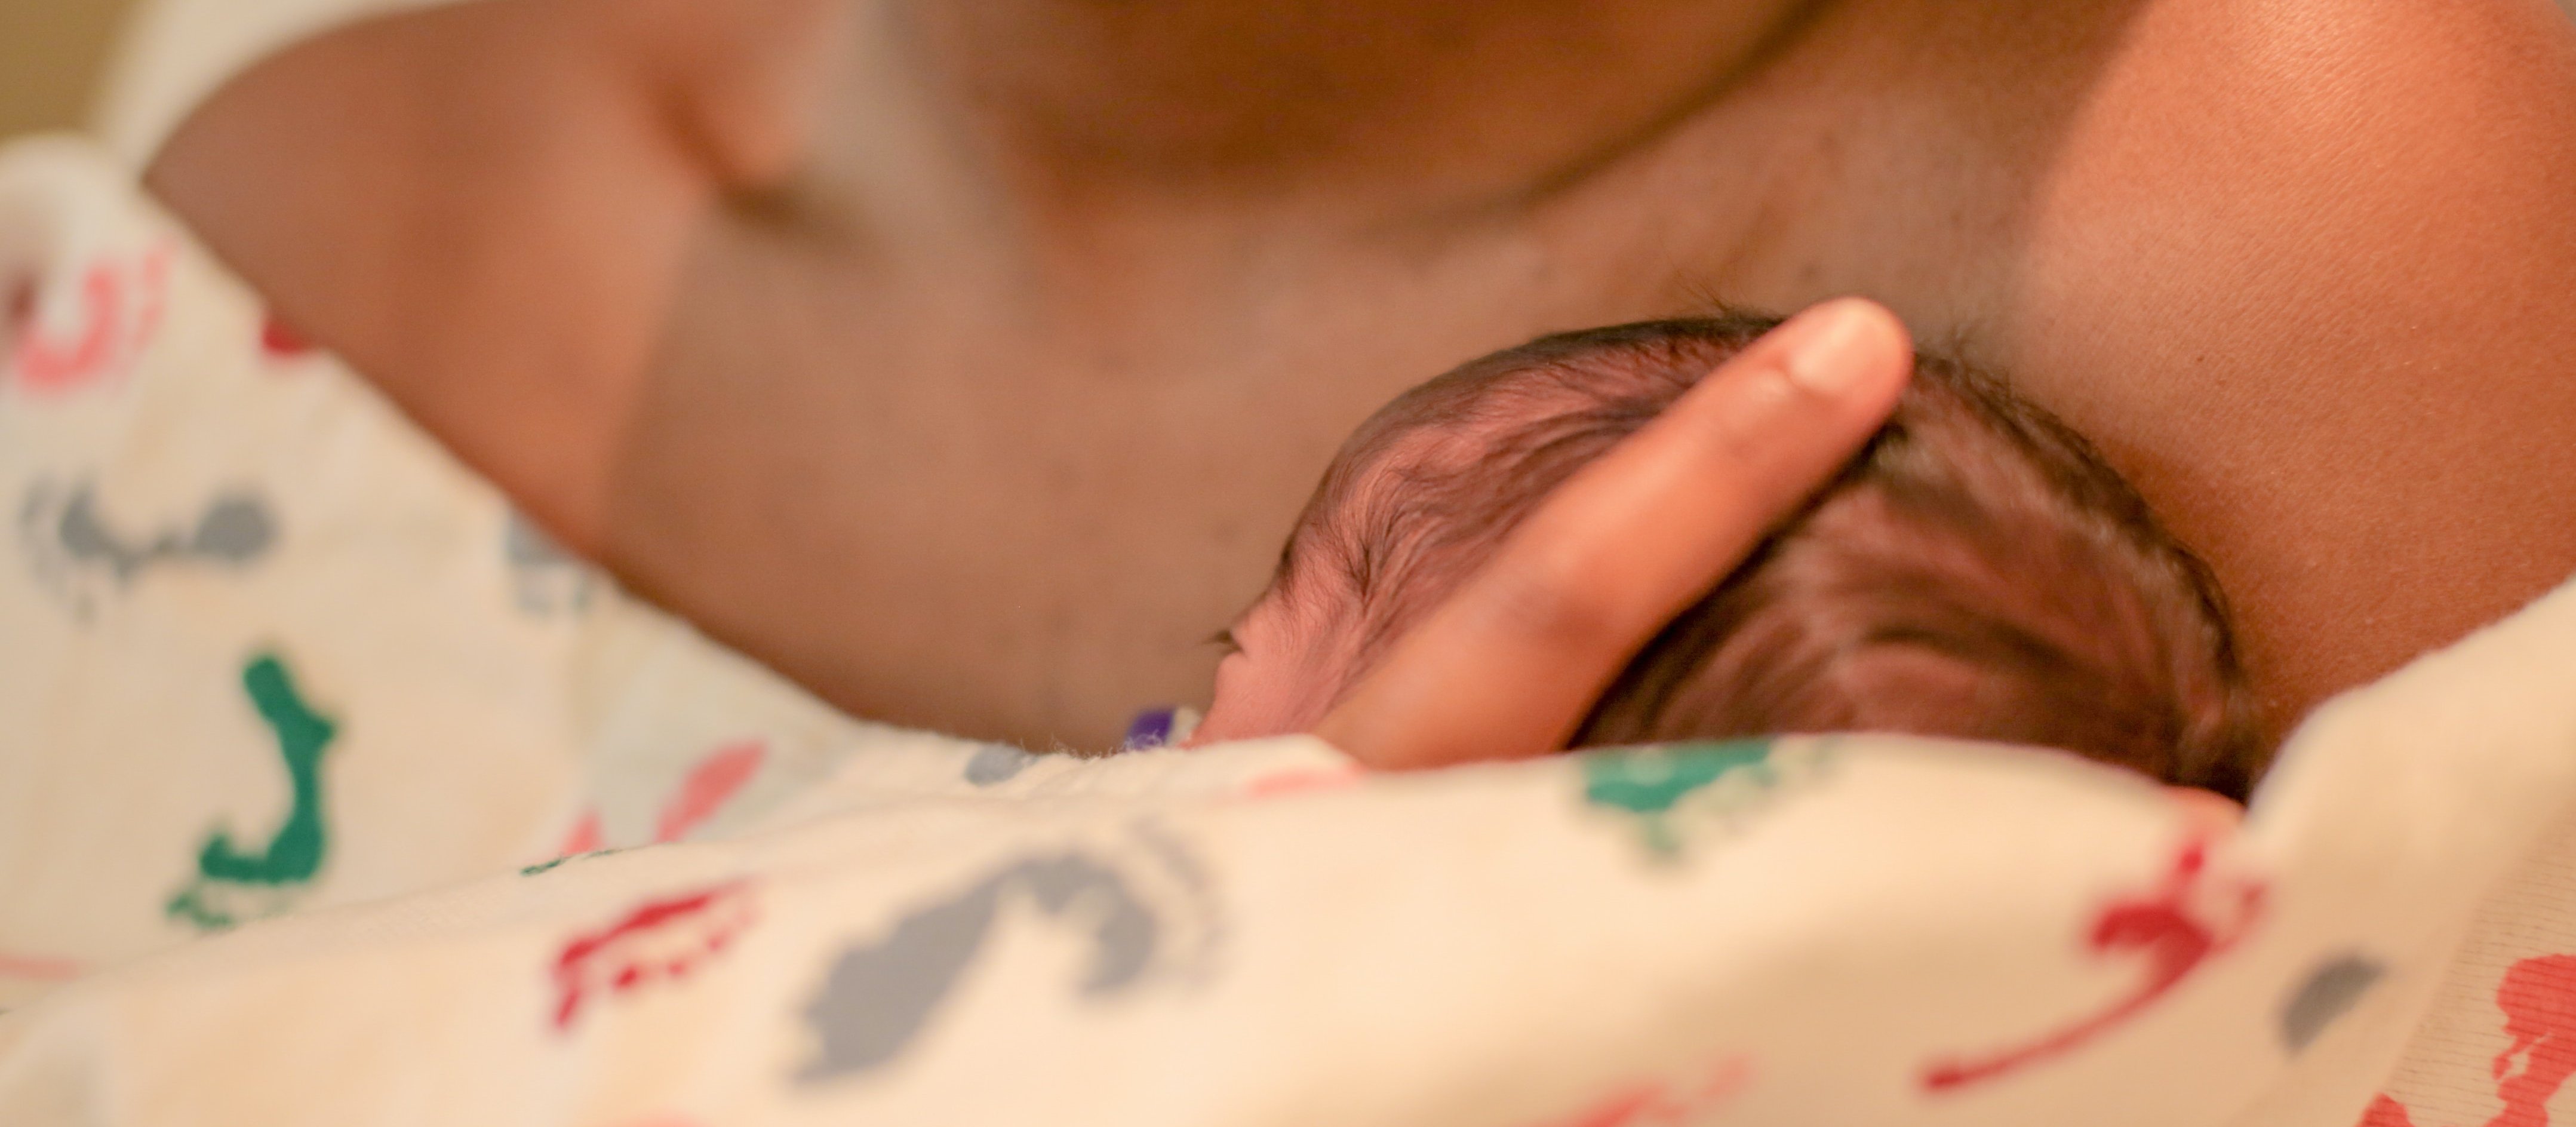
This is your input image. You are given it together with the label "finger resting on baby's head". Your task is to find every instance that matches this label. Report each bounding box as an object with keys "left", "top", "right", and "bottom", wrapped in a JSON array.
[
  {"left": 1317, "top": 299, "right": 1914, "bottom": 771},
  {"left": 1464, "top": 300, "right": 1916, "bottom": 667}
]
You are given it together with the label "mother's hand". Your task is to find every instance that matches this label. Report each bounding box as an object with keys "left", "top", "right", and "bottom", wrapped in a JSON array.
[{"left": 1314, "top": 299, "right": 1914, "bottom": 771}]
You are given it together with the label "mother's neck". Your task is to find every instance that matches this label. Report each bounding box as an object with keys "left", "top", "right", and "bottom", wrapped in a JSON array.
[
  {"left": 143, "top": 0, "right": 2103, "bottom": 566},
  {"left": 141, "top": 0, "right": 1873, "bottom": 535},
  {"left": 886, "top": 0, "right": 1820, "bottom": 211}
]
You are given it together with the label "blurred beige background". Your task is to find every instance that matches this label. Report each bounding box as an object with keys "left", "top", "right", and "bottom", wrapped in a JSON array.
[
  {"left": 4, "top": 0, "right": 2574, "bottom": 146},
  {"left": 1, "top": 0, "right": 143, "bottom": 138}
]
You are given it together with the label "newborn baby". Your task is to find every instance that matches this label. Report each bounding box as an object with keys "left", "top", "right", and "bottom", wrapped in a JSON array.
[{"left": 1194, "top": 315, "right": 2265, "bottom": 799}]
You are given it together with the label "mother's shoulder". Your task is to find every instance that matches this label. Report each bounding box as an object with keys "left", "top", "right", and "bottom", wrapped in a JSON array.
[{"left": 1996, "top": 0, "right": 2576, "bottom": 739}]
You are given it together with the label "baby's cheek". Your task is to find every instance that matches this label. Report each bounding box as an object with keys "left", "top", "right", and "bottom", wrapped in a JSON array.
[{"left": 1192, "top": 652, "right": 1345, "bottom": 745}]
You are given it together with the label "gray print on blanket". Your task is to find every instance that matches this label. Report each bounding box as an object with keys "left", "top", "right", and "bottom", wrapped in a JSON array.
[
  {"left": 19, "top": 478, "right": 275, "bottom": 616},
  {"left": 2278, "top": 953, "right": 2386, "bottom": 1052},
  {"left": 962, "top": 743, "right": 1036, "bottom": 786},
  {"left": 798, "top": 825, "right": 1221, "bottom": 1083},
  {"left": 504, "top": 511, "right": 597, "bottom": 616}
]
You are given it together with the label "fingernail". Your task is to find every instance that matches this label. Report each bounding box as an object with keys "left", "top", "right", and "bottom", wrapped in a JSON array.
[{"left": 1778, "top": 299, "right": 1895, "bottom": 396}]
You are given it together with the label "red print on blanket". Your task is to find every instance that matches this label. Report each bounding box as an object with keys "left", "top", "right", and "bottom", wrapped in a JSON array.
[
  {"left": 549, "top": 739, "right": 767, "bottom": 859},
  {"left": 552, "top": 881, "right": 756, "bottom": 1031},
  {"left": 2363, "top": 953, "right": 2576, "bottom": 1127},
  {"left": 258, "top": 315, "right": 314, "bottom": 361},
  {"left": 1530, "top": 1055, "right": 1753, "bottom": 1127},
  {"left": 1920, "top": 833, "right": 2267, "bottom": 1092},
  {"left": 10, "top": 245, "right": 168, "bottom": 394},
  {"left": 0, "top": 951, "right": 83, "bottom": 982}
]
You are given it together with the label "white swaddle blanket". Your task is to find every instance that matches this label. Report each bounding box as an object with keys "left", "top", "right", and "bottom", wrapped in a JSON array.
[{"left": 10, "top": 134, "right": 2576, "bottom": 1126}]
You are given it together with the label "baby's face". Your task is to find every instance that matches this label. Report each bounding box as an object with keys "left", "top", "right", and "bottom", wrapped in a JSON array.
[
  {"left": 1193, "top": 408, "right": 1523, "bottom": 747},
  {"left": 1189, "top": 578, "right": 1369, "bottom": 746}
]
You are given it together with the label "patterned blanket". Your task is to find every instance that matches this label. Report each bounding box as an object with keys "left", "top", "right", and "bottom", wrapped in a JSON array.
[{"left": 6, "top": 135, "right": 2576, "bottom": 1126}]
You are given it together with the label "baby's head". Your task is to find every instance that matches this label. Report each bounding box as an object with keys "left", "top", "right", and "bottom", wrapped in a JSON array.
[{"left": 1197, "top": 315, "right": 2264, "bottom": 799}]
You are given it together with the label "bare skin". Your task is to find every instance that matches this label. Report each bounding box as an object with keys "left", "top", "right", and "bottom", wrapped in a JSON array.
[
  {"left": 149, "top": 0, "right": 2576, "bottom": 749},
  {"left": 1250, "top": 300, "right": 1918, "bottom": 763}
]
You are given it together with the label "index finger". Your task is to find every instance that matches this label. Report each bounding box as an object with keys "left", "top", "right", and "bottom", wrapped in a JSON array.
[{"left": 1314, "top": 298, "right": 1916, "bottom": 770}]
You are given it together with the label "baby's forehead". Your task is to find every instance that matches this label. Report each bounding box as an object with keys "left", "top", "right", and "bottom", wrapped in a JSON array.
[
  {"left": 1279, "top": 350, "right": 1710, "bottom": 597},
  {"left": 1339, "top": 353, "right": 1702, "bottom": 487},
  {"left": 1274, "top": 327, "right": 2043, "bottom": 616}
]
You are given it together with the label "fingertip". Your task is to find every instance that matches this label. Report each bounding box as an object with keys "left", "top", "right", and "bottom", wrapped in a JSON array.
[{"left": 1775, "top": 297, "right": 1914, "bottom": 401}]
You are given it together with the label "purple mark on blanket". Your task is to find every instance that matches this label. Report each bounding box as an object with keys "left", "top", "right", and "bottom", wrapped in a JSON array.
[{"left": 1123, "top": 707, "right": 1179, "bottom": 750}]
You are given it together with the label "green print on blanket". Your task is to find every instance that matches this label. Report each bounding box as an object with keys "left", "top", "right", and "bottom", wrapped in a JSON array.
[
  {"left": 1582, "top": 739, "right": 1816, "bottom": 857},
  {"left": 167, "top": 653, "right": 337, "bottom": 932}
]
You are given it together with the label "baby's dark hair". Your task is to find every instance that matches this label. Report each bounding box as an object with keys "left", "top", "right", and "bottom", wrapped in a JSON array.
[{"left": 1275, "top": 314, "right": 2264, "bottom": 799}]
